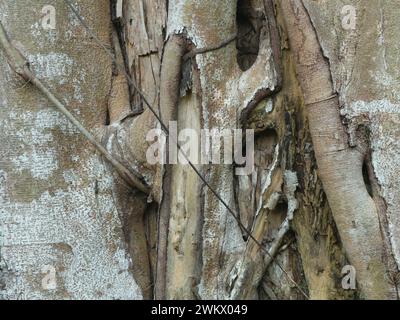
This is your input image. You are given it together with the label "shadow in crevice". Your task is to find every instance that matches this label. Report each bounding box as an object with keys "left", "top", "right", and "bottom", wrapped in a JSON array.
[
  {"left": 236, "top": 0, "right": 263, "bottom": 71},
  {"left": 362, "top": 161, "right": 373, "bottom": 198}
]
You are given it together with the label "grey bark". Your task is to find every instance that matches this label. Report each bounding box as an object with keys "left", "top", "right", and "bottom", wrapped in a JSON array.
[{"left": 1, "top": 0, "right": 399, "bottom": 300}]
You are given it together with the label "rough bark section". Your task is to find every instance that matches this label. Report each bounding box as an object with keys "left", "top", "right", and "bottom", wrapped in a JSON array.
[
  {"left": 123, "top": 0, "right": 167, "bottom": 113},
  {"left": 105, "top": 25, "right": 153, "bottom": 298},
  {"left": 167, "top": 0, "right": 240, "bottom": 300},
  {"left": 280, "top": 0, "right": 393, "bottom": 299},
  {"left": 166, "top": 0, "right": 281, "bottom": 299},
  {"left": 2, "top": 0, "right": 399, "bottom": 301},
  {"left": 269, "top": 16, "right": 352, "bottom": 297},
  {"left": 90, "top": 0, "right": 283, "bottom": 300},
  {"left": 0, "top": 0, "right": 141, "bottom": 299},
  {"left": 241, "top": 31, "right": 351, "bottom": 298}
]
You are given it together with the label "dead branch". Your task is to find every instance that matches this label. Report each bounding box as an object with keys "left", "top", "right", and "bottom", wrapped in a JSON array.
[{"left": 183, "top": 34, "right": 237, "bottom": 61}]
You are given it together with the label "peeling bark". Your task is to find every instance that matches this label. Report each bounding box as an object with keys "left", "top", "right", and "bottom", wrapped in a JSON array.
[{"left": 1, "top": 0, "right": 400, "bottom": 301}]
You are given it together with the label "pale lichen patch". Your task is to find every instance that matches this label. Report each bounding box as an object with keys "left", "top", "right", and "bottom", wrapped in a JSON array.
[
  {"left": 12, "top": 150, "right": 58, "bottom": 180},
  {"left": 1, "top": 155, "right": 142, "bottom": 299},
  {"left": 27, "top": 53, "right": 74, "bottom": 83}
]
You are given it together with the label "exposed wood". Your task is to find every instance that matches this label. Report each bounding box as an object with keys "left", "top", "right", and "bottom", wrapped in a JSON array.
[
  {"left": 154, "top": 34, "right": 187, "bottom": 300},
  {"left": 2, "top": 0, "right": 400, "bottom": 301}
]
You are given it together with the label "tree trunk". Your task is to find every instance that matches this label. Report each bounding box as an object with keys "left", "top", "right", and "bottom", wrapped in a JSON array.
[
  {"left": 0, "top": 0, "right": 142, "bottom": 299},
  {"left": 1, "top": 0, "right": 399, "bottom": 300}
]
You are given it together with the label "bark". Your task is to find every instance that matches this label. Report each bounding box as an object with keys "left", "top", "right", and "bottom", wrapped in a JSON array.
[
  {"left": 280, "top": 0, "right": 393, "bottom": 299},
  {"left": 154, "top": 34, "right": 187, "bottom": 299},
  {"left": 0, "top": 0, "right": 142, "bottom": 299},
  {"left": 1, "top": 0, "right": 400, "bottom": 300}
]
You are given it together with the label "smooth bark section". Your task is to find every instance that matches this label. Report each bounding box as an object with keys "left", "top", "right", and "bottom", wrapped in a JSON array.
[
  {"left": 154, "top": 34, "right": 186, "bottom": 299},
  {"left": 280, "top": 0, "right": 392, "bottom": 299},
  {"left": 165, "top": 65, "right": 203, "bottom": 299},
  {"left": 108, "top": 29, "right": 133, "bottom": 124}
]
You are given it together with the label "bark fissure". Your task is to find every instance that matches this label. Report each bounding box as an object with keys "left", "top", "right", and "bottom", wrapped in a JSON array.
[{"left": 2, "top": 0, "right": 399, "bottom": 301}]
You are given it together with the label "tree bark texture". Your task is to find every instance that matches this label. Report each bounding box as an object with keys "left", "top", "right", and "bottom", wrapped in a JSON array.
[{"left": 1, "top": 0, "right": 399, "bottom": 300}]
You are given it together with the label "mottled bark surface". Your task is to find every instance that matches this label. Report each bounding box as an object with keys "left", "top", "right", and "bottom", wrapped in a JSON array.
[
  {"left": 1, "top": 0, "right": 400, "bottom": 300},
  {"left": 0, "top": 0, "right": 141, "bottom": 299}
]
